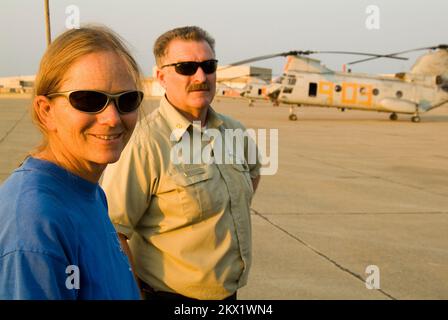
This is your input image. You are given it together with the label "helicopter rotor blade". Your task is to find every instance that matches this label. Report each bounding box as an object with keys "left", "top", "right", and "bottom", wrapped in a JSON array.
[
  {"left": 218, "top": 53, "right": 288, "bottom": 69},
  {"left": 217, "top": 73, "right": 266, "bottom": 82},
  {"left": 221, "top": 50, "right": 409, "bottom": 69},
  {"left": 348, "top": 44, "right": 448, "bottom": 65},
  {"left": 315, "top": 51, "right": 408, "bottom": 61},
  {"left": 218, "top": 51, "right": 315, "bottom": 69}
]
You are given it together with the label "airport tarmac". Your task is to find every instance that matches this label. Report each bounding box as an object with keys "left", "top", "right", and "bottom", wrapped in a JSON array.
[{"left": 1, "top": 95, "right": 447, "bottom": 300}]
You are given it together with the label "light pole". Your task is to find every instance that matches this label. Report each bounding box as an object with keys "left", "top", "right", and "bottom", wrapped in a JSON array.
[{"left": 44, "top": 0, "right": 51, "bottom": 46}]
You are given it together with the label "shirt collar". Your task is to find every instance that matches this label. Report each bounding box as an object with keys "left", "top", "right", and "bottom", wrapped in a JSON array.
[{"left": 158, "top": 95, "right": 223, "bottom": 142}]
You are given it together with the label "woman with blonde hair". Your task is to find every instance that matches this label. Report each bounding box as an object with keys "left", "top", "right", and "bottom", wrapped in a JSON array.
[{"left": 0, "top": 26, "right": 143, "bottom": 299}]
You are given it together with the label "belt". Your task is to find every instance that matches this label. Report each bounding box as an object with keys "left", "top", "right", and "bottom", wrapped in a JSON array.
[{"left": 138, "top": 278, "right": 237, "bottom": 301}]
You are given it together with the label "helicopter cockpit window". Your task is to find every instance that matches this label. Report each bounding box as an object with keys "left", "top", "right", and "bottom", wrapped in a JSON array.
[
  {"left": 396, "top": 90, "right": 403, "bottom": 98},
  {"left": 308, "top": 82, "right": 317, "bottom": 97},
  {"left": 283, "top": 87, "right": 293, "bottom": 94},
  {"left": 288, "top": 77, "right": 296, "bottom": 85}
]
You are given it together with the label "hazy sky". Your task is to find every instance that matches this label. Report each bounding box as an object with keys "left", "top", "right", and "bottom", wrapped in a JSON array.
[{"left": 1, "top": 0, "right": 447, "bottom": 77}]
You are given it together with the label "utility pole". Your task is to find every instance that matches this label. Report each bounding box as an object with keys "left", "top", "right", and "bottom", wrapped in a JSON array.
[{"left": 44, "top": 0, "right": 51, "bottom": 46}]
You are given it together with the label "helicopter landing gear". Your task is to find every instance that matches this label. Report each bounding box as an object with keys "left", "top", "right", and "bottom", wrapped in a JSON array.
[
  {"left": 389, "top": 113, "right": 398, "bottom": 121},
  {"left": 411, "top": 115, "right": 421, "bottom": 123},
  {"left": 248, "top": 99, "right": 255, "bottom": 107},
  {"left": 411, "top": 109, "right": 421, "bottom": 123},
  {"left": 289, "top": 105, "right": 298, "bottom": 121}
]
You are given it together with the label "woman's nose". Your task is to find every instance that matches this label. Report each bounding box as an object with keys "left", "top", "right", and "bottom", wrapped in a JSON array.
[{"left": 97, "top": 100, "right": 122, "bottom": 126}]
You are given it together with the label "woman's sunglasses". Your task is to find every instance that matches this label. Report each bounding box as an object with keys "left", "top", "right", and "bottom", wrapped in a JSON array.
[
  {"left": 161, "top": 59, "right": 218, "bottom": 76},
  {"left": 46, "top": 90, "right": 144, "bottom": 114}
]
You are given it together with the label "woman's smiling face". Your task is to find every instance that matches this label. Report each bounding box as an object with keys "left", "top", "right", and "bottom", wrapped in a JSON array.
[{"left": 47, "top": 51, "right": 139, "bottom": 171}]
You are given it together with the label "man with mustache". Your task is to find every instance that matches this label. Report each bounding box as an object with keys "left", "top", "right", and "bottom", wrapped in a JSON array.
[{"left": 101, "top": 26, "right": 261, "bottom": 300}]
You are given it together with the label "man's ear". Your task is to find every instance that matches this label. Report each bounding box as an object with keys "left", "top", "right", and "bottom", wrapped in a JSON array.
[
  {"left": 33, "top": 95, "right": 57, "bottom": 132},
  {"left": 156, "top": 68, "right": 167, "bottom": 89}
]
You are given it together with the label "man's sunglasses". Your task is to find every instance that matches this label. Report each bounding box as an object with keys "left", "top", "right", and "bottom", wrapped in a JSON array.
[
  {"left": 46, "top": 90, "right": 144, "bottom": 114},
  {"left": 161, "top": 59, "right": 218, "bottom": 76}
]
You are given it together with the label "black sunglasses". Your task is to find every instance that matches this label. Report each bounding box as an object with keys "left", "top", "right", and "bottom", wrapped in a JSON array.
[
  {"left": 161, "top": 59, "right": 218, "bottom": 76},
  {"left": 46, "top": 90, "right": 144, "bottom": 114}
]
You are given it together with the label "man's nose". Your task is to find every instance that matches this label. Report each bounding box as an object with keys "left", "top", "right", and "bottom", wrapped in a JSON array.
[{"left": 192, "top": 66, "right": 207, "bottom": 82}]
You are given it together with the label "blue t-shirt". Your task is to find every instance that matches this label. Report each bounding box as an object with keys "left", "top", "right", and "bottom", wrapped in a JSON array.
[{"left": 0, "top": 157, "right": 140, "bottom": 300}]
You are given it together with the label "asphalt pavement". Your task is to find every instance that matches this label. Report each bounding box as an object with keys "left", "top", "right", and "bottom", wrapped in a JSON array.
[{"left": 1, "top": 95, "right": 447, "bottom": 299}]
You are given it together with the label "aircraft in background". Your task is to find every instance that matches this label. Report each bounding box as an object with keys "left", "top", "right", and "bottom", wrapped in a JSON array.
[
  {"left": 226, "top": 45, "right": 448, "bottom": 122},
  {"left": 216, "top": 74, "right": 271, "bottom": 106}
]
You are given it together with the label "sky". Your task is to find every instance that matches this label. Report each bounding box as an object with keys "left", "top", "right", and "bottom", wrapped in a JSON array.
[{"left": 1, "top": 0, "right": 447, "bottom": 78}]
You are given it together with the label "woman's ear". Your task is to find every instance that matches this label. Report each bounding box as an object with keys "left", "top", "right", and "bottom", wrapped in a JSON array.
[{"left": 33, "top": 95, "right": 57, "bottom": 132}]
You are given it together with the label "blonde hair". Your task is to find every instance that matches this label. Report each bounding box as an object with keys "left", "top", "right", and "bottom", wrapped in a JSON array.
[
  {"left": 153, "top": 26, "right": 215, "bottom": 66},
  {"left": 32, "top": 25, "right": 143, "bottom": 152}
]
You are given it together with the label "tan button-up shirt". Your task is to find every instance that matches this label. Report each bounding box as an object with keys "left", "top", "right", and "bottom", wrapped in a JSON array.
[{"left": 101, "top": 97, "right": 260, "bottom": 299}]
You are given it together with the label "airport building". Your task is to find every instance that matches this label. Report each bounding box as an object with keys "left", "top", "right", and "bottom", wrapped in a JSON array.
[
  {"left": 216, "top": 65, "right": 272, "bottom": 98},
  {"left": 0, "top": 75, "right": 35, "bottom": 93},
  {"left": 218, "top": 65, "right": 272, "bottom": 83}
]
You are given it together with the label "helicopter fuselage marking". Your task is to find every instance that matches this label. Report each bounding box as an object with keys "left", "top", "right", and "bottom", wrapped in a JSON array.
[
  {"left": 318, "top": 80, "right": 373, "bottom": 107},
  {"left": 318, "top": 81, "right": 334, "bottom": 104}
]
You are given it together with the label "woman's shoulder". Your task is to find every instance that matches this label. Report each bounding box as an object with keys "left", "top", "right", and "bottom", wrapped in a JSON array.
[
  {"left": 0, "top": 167, "right": 78, "bottom": 262},
  {"left": 1, "top": 157, "right": 67, "bottom": 192},
  {"left": 1, "top": 162, "right": 71, "bottom": 217}
]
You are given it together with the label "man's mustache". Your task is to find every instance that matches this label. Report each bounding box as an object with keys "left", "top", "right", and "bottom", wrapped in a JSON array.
[{"left": 188, "top": 82, "right": 210, "bottom": 92}]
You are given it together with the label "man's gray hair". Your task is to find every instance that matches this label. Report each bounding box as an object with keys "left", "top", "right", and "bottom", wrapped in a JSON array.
[{"left": 153, "top": 26, "right": 215, "bottom": 66}]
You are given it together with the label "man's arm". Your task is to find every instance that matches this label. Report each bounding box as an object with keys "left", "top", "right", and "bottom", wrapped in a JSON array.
[
  {"left": 118, "top": 233, "right": 143, "bottom": 298},
  {"left": 118, "top": 233, "right": 136, "bottom": 278}
]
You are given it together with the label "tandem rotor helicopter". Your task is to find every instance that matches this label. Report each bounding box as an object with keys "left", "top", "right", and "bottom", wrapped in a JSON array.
[{"left": 222, "top": 45, "right": 448, "bottom": 122}]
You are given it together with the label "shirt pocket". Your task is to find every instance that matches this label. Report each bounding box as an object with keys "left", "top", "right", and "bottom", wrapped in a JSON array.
[{"left": 169, "top": 164, "right": 218, "bottom": 222}]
